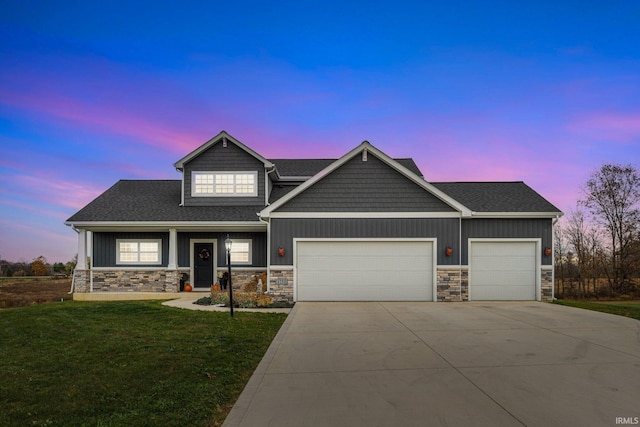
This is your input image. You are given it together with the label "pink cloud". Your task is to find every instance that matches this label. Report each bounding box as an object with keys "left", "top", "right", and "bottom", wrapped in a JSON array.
[
  {"left": 567, "top": 112, "right": 640, "bottom": 142},
  {"left": 0, "top": 172, "right": 104, "bottom": 211},
  {"left": 0, "top": 84, "right": 202, "bottom": 155}
]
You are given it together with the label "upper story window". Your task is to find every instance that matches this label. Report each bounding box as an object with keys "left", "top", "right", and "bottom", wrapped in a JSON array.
[
  {"left": 192, "top": 172, "right": 258, "bottom": 197},
  {"left": 117, "top": 239, "right": 162, "bottom": 265}
]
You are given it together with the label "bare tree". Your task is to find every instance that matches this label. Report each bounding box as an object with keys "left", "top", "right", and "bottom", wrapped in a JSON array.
[
  {"left": 580, "top": 164, "right": 640, "bottom": 295},
  {"left": 554, "top": 222, "right": 568, "bottom": 297}
]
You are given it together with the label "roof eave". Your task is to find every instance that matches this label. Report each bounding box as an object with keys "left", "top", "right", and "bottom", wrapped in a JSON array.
[
  {"left": 470, "top": 211, "right": 564, "bottom": 218},
  {"left": 64, "top": 220, "right": 267, "bottom": 231}
]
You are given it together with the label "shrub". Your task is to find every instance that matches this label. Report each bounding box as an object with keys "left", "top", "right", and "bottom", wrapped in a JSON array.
[{"left": 207, "top": 290, "right": 278, "bottom": 308}]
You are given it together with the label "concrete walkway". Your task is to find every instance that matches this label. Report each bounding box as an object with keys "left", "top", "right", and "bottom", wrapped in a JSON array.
[{"left": 223, "top": 302, "right": 640, "bottom": 427}]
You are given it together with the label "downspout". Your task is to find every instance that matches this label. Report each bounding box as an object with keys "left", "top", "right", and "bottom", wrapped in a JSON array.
[
  {"left": 459, "top": 214, "right": 463, "bottom": 301},
  {"left": 551, "top": 214, "right": 560, "bottom": 300},
  {"left": 66, "top": 224, "right": 79, "bottom": 294},
  {"left": 265, "top": 164, "right": 277, "bottom": 206},
  {"left": 66, "top": 223, "right": 92, "bottom": 293},
  {"left": 262, "top": 165, "right": 277, "bottom": 293},
  {"left": 259, "top": 216, "right": 271, "bottom": 293},
  {"left": 69, "top": 270, "right": 76, "bottom": 294},
  {"left": 177, "top": 168, "right": 185, "bottom": 206}
]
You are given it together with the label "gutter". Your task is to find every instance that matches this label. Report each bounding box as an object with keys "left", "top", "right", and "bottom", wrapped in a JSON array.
[{"left": 65, "top": 224, "right": 79, "bottom": 294}]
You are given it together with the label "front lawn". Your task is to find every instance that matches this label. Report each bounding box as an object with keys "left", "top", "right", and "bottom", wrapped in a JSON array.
[
  {"left": 0, "top": 301, "right": 286, "bottom": 426},
  {"left": 553, "top": 300, "right": 640, "bottom": 320}
]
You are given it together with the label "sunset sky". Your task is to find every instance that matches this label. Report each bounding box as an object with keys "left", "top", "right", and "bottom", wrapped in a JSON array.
[{"left": 1, "top": 1, "right": 639, "bottom": 263}]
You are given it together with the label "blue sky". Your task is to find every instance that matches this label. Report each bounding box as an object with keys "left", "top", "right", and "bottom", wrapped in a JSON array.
[{"left": 1, "top": 1, "right": 639, "bottom": 262}]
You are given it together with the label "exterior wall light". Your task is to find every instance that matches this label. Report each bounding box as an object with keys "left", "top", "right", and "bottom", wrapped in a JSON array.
[
  {"left": 278, "top": 247, "right": 285, "bottom": 257},
  {"left": 445, "top": 247, "right": 453, "bottom": 257},
  {"left": 544, "top": 247, "right": 552, "bottom": 257}
]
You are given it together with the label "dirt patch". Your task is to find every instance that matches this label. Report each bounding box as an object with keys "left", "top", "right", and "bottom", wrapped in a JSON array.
[{"left": 0, "top": 278, "right": 72, "bottom": 309}]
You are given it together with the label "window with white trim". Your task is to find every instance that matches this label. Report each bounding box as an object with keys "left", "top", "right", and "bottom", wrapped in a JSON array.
[
  {"left": 192, "top": 172, "right": 257, "bottom": 196},
  {"left": 229, "top": 240, "right": 252, "bottom": 264},
  {"left": 117, "top": 239, "right": 162, "bottom": 265}
]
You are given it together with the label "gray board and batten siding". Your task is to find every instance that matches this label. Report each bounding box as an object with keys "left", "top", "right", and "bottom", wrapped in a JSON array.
[
  {"left": 92, "top": 232, "right": 170, "bottom": 268},
  {"left": 182, "top": 141, "right": 266, "bottom": 207},
  {"left": 92, "top": 232, "right": 267, "bottom": 268},
  {"left": 270, "top": 218, "right": 460, "bottom": 266},
  {"left": 276, "top": 153, "right": 456, "bottom": 212},
  {"left": 461, "top": 218, "right": 554, "bottom": 265},
  {"left": 270, "top": 217, "right": 553, "bottom": 267},
  {"left": 177, "top": 232, "right": 267, "bottom": 268}
]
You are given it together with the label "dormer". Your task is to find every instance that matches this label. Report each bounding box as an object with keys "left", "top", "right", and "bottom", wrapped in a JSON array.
[{"left": 174, "top": 131, "right": 274, "bottom": 207}]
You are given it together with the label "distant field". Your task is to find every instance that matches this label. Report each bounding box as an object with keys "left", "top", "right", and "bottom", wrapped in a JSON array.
[{"left": 0, "top": 277, "right": 72, "bottom": 308}]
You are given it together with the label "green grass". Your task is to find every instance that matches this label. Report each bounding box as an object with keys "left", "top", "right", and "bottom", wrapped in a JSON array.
[
  {"left": 0, "top": 300, "right": 286, "bottom": 426},
  {"left": 553, "top": 300, "right": 640, "bottom": 320}
]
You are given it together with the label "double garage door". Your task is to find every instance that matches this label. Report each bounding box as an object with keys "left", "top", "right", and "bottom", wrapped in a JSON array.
[
  {"left": 296, "top": 240, "right": 435, "bottom": 301},
  {"left": 295, "top": 240, "right": 538, "bottom": 301}
]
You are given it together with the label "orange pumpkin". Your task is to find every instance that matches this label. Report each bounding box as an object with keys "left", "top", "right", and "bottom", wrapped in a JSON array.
[{"left": 184, "top": 284, "right": 192, "bottom": 292}]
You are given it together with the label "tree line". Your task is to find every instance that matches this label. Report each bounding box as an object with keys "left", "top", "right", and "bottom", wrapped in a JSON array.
[
  {"left": 555, "top": 164, "right": 640, "bottom": 299},
  {"left": 0, "top": 255, "right": 77, "bottom": 277}
]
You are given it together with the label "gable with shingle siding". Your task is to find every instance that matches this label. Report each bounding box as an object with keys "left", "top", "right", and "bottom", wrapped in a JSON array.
[
  {"left": 183, "top": 140, "right": 266, "bottom": 207},
  {"left": 276, "top": 152, "right": 456, "bottom": 212}
]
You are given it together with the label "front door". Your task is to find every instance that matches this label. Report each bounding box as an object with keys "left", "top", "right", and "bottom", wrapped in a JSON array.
[{"left": 193, "top": 242, "right": 214, "bottom": 289}]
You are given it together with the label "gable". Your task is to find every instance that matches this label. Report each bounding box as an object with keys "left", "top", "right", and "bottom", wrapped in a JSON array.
[
  {"left": 276, "top": 152, "right": 456, "bottom": 212},
  {"left": 182, "top": 137, "right": 266, "bottom": 207}
]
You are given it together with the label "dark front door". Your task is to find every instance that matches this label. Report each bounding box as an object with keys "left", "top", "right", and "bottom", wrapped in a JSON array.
[{"left": 194, "top": 243, "right": 214, "bottom": 288}]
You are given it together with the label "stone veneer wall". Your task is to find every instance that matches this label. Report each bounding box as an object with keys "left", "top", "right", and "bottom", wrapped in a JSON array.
[
  {"left": 541, "top": 268, "right": 553, "bottom": 302},
  {"left": 268, "top": 268, "right": 294, "bottom": 302},
  {"left": 73, "top": 270, "right": 90, "bottom": 293},
  {"left": 73, "top": 269, "right": 268, "bottom": 293},
  {"left": 437, "top": 268, "right": 461, "bottom": 302},
  {"left": 436, "top": 268, "right": 469, "bottom": 302},
  {"left": 74, "top": 270, "right": 180, "bottom": 293},
  {"left": 215, "top": 269, "right": 266, "bottom": 291}
]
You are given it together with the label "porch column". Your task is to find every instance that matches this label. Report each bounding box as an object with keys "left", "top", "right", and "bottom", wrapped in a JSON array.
[
  {"left": 168, "top": 228, "right": 177, "bottom": 270},
  {"left": 76, "top": 229, "right": 87, "bottom": 270}
]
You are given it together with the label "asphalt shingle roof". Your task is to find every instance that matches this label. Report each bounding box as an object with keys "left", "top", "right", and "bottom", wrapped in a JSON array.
[
  {"left": 66, "top": 180, "right": 264, "bottom": 222},
  {"left": 432, "top": 181, "right": 561, "bottom": 213},
  {"left": 67, "top": 169, "right": 561, "bottom": 223}
]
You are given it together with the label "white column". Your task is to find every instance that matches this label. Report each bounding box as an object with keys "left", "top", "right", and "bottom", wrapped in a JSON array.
[
  {"left": 168, "top": 228, "right": 177, "bottom": 269},
  {"left": 76, "top": 229, "right": 87, "bottom": 270}
]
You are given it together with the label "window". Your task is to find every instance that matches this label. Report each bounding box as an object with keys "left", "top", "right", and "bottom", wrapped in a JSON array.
[
  {"left": 230, "top": 240, "right": 252, "bottom": 264},
  {"left": 192, "top": 172, "right": 257, "bottom": 197},
  {"left": 117, "top": 240, "right": 162, "bottom": 265}
]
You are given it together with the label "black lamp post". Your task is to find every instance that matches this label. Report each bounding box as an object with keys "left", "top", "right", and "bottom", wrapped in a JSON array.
[{"left": 224, "top": 234, "right": 233, "bottom": 317}]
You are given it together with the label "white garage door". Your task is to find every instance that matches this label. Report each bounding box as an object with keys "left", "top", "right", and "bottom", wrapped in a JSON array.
[
  {"left": 296, "top": 240, "right": 434, "bottom": 301},
  {"left": 470, "top": 241, "right": 538, "bottom": 301}
]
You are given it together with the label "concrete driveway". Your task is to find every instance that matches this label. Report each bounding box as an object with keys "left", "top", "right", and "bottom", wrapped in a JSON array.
[{"left": 223, "top": 302, "right": 640, "bottom": 427}]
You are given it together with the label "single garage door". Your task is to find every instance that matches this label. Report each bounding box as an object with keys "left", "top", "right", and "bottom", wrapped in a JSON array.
[
  {"left": 470, "top": 241, "right": 537, "bottom": 300},
  {"left": 296, "top": 240, "right": 434, "bottom": 301}
]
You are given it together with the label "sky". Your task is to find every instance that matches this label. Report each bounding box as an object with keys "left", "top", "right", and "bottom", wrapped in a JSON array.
[{"left": 1, "top": 1, "right": 639, "bottom": 263}]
